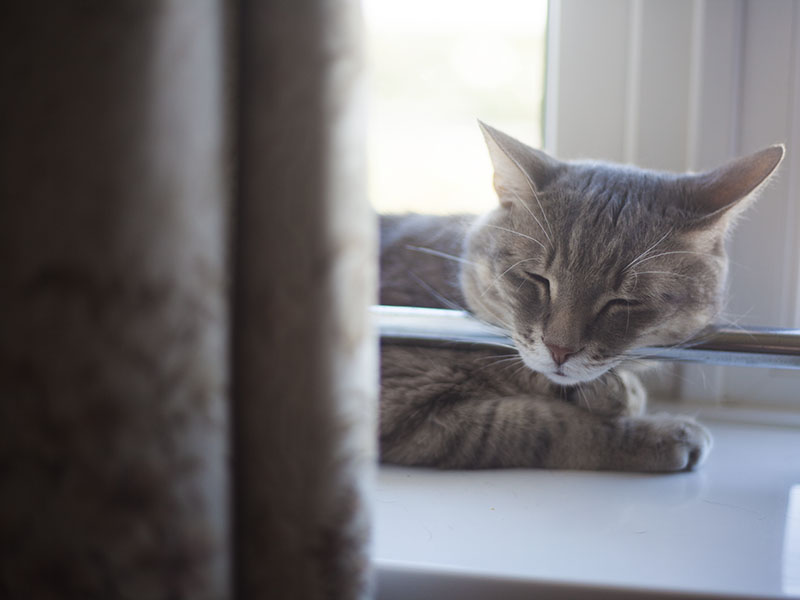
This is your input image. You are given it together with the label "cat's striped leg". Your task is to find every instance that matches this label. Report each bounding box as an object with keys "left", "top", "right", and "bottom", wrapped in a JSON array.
[{"left": 379, "top": 393, "right": 711, "bottom": 472}]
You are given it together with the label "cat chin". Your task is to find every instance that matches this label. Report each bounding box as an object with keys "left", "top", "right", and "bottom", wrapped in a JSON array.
[
  {"left": 543, "top": 370, "right": 605, "bottom": 386},
  {"left": 519, "top": 352, "right": 610, "bottom": 386}
]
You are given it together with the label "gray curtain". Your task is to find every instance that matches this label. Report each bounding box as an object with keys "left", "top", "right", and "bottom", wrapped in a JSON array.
[
  {"left": 233, "top": 0, "right": 376, "bottom": 598},
  {"left": 0, "top": 1, "right": 375, "bottom": 598}
]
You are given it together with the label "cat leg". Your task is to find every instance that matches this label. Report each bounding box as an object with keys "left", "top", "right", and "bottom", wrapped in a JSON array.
[
  {"left": 380, "top": 393, "right": 711, "bottom": 472},
  {"left": 563, "top": 369, "right": 647, "bottom": 418}
]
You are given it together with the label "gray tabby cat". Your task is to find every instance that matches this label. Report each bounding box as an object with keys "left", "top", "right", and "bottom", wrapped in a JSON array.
[{"left": 379, "top": 122, "right": 784, "bottom": 472}]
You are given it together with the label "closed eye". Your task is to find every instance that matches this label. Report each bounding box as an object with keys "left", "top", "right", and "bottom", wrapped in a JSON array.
[
  {"left": 523, "top": 270, "right": 550, "bottom": 295},
  {"left": 601, "top": 298, "right": 642, "bottom": 314}
]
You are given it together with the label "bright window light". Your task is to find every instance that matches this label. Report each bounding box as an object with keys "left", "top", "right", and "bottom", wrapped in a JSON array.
[{"left": 364, "top": 0, "right": 549, "bottom": 215}]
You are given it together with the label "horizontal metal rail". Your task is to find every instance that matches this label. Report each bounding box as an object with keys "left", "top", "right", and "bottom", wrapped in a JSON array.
[{"left": 374, "top": 305, "right": 800, "bottom": 370}]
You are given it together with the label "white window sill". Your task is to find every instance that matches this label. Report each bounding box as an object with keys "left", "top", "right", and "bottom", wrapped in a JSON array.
[{"left": 373, "top": 408, "right": 800, "bottom": 599}]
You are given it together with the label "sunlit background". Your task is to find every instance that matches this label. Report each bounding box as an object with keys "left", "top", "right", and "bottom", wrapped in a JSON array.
[{"left": 363, "top": 0, "right": 549, "bottom": 215}]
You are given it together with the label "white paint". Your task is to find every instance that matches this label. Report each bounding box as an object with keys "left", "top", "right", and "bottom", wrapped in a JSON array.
[
  {"left": 623, "top": 0, "right": 643, "bottom": 164},
  {"left": 784, "top": 485, "right": 800, "bottom": 596},
  {"left": 547, "top": 0, "right": 632, "bottom": 161},
  {"left": 374, "top": 418, "right": 800, "bottom": 599}
]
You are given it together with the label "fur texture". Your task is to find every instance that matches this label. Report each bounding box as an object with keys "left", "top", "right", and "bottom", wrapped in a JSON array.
[{"left": 379, "top": 122, "right": 783, "bottom": 472}]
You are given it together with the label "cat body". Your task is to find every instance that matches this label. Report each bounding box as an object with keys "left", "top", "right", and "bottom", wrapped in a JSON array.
[
  {"left": 379, "top": 122, "right": 783, "bottom": 472},
  {"left": 380, "top": 213, "right": 472, "bottom": 309}
]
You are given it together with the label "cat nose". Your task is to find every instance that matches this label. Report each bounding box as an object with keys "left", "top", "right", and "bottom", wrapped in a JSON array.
[{"left": 545, "top": 343, "right": 578, "bottom": 366}]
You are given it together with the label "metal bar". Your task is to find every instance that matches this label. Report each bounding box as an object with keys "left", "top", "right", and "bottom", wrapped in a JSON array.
[{"left": 374, "top": 305, "right": 800, "bottom": 370}]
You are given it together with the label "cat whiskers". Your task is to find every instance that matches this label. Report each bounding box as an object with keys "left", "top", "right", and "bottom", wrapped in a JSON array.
[
  {"left": 515, "top": 160, "right": 555, "bottom": 242},
  {"left": 575, "top": 385, "right": 593, "bottom": 412},
  {"left": 622, "top": 228, "right": 674, "bottom": 273},
  {"left": 404, "top": 245, "right": 478, "bottom": 266},
  {"left": 465, "top": 296, "right": 516, "bottom": 333},
  {"left": 629, "top": 269, "right": 696, "bottom": 291},
  {"left": 484, "top": 314, "right": 516, "bottom": 335},
  {"left": 620, "top": 330, "right": 703, "bottom": 362},
  {"left": 408, "top": 272, "right": 466, "bottom": 312},
  {"left": 509, "top": 360, "right": 532, "bottom": 379},
  {"left": 475, "top": 354, "right": 525, "bottom": 373},
  {"left": 510, "top": 190, "right": 552, "bottom": 247},
  {"left": 626, "top": 249, "right": 716, "bottom": 272},
  {"left": 407, "top": 274, "right": 517, "bottom": 345},
  {"left": 490, "top": 137, "right": 554, "bottom": 243},
  {"left": 485, "top": 224, "right": 546, "bottom": 251},
  {"left": 475, "top": 353, "right": 521, "bottom": 363},
  {"left": 483, "top": 340, "right": 520, "bottom": 352},
  {"left": 712, "top": 306, "right": 757, "bottom": 338},
  {"left": 625, "top": 301, "right": 631, "bottom": 336},
  {"left": 479, "top": 257, "right": 539, "bottom": 298},
  {"left": 403, "top": 244, "right": 517, "bottom": 331},
  {"left": 717, "top": 314, "right": 755, "bottom": 335},
  {"left": 630, "top": 270, "right": 696, "bottom": 279},
  {"left": 622, "top": 357, "right": 700, "bottom": 388}
]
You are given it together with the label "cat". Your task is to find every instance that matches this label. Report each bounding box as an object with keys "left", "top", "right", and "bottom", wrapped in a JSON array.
[{"left": 378, "top": 121, "right": 784, "bottom": 472}]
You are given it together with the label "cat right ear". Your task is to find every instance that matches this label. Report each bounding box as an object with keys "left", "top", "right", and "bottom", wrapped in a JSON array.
[
  {"left": 478, "top": 120, "right": 561, "bottom": 208},
  {"left": 686, "top": 144, "right": 785, "bottom": 225}
]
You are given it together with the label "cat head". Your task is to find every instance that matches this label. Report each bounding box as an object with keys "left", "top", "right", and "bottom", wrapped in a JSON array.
[{"left": 461, "top": 122, "right": 784, "bottom": 385}]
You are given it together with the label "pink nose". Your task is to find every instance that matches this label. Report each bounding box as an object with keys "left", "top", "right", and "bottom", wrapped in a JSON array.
[{"left": 546, "top": 343, "right": 577, "bottom": 366}]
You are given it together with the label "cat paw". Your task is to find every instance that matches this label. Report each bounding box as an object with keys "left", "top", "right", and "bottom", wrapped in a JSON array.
[
  {"left": 617, "top": 370, "right": 647, "bottom": 416},
  {"left": 568, "top": 369, "right": 646, "bottom": 417},
  {"left": 636, "top": 415, "right": 713, "bottom": 472}
]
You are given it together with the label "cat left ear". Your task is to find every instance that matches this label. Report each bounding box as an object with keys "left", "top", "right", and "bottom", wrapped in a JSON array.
[
  {"left": 686, "top": 144, "right": 785, "bottom": 224},
  {"left": 478, "top": 120, "right": 562, "bottom": 208}
]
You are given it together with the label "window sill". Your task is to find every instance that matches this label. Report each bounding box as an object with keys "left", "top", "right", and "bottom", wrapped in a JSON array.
[{"left": 373, "top": 411, "right": 800, "bottom": 599}]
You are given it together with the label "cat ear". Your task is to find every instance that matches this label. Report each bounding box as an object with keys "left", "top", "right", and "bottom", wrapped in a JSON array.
[
  {"left": 686, "top": 144, "right": 785, "bottom": 225},
  {"left": 478, "top": 120, "right": 561, "bottom": 208}
]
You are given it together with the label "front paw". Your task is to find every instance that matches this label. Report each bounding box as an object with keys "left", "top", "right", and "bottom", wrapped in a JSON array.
[
  {"left": 630, "top": 415, "right": 713, "bottom": 472},
  {"left": 567, "top": 369, "right": 646, "bottom": 417}
]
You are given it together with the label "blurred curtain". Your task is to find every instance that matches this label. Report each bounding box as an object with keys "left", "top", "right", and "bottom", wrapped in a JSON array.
[
  {"left": 0, "top": 1, "right": 375, "bottom": 598},
  {"left": 233, "top": 0, "right": 375, "bottom": 599}
]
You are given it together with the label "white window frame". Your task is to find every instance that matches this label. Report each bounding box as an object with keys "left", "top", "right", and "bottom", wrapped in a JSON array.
[{"left": 546, "top": 0, "right": 800, "bottom": 409}]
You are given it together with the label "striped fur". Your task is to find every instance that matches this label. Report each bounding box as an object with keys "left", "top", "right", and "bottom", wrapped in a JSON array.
[{"left": 378, "top": 125, "right": 783, "bottom": 472}]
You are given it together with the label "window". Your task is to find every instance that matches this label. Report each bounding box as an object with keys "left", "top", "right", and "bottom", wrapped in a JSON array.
[{"left": 364, "top": 0, "right": 548, "bottom": 215}]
